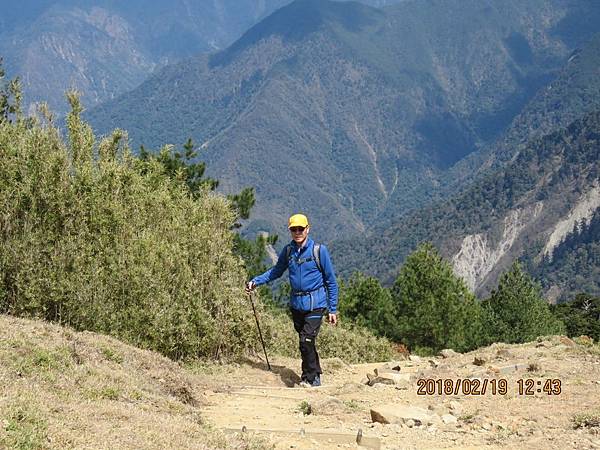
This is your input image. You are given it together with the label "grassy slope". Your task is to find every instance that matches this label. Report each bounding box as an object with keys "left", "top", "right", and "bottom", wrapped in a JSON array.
[{"left": 0, "top": 314, "right": 267, "bottom": 449}]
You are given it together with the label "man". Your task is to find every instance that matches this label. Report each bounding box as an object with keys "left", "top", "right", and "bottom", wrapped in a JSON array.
[{"left": 246, "top": 213, "right": 338, "bottom": 387}]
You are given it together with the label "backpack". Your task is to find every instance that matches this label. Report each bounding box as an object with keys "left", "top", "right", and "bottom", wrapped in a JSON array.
[{"left": 286, "top": 242, "right": 323, "bottom": 275}]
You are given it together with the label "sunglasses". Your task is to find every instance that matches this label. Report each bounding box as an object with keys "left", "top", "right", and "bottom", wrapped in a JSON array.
[{"left": 289, "top": 227, "right": 306, "bottom": 233}]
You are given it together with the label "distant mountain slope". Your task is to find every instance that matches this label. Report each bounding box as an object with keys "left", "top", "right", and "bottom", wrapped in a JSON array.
[
  {"left": 87, "top": 0, "right": 600, "bottom": 241},
  {"left": 335, "top": 109, "right": 600, "bottom": 301},
  {"left": 525, "top": 205, "right": 600, "bottom": 302},
  {"left": 336, "top": 32, "right": 600, "bottom": 300},
  {"left": 0, "top": 0, "right": 406, "bottom": 115},
  {"left": 0, "top": 0, "right": 292, "bottom": 114}
]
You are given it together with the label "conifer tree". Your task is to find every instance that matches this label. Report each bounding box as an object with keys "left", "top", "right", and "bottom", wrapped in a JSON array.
[
  {"left": 481, "top": 262, "right": 564, "bottom": 344},
  {"left": 338, "top": 273, "right": 396, "bottom": 339},
  {"left": 552, "top": 293, "right": 600, "bottom": 341},
  {"left": 0, "top": 57, "right": 22, "bottom": 123},
  {"left": 391, "top": 242, "right": 483, "bottom": 353}
]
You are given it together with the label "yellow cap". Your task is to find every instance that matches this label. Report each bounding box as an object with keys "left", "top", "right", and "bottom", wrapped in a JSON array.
[{"left": 288, "top": 213, "right": 309, "bottom": 229}]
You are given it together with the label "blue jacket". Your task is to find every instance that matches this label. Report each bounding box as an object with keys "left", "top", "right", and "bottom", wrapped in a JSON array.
[{"left": 251, "top": 238, "right": 339, "bottom": 313}]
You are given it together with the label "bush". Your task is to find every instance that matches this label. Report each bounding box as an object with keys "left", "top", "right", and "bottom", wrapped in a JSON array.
[
  {"left": 0, "top": 95, "right": 257, "bottom": 360},
  {"left": 338, "top": 273, "right": 397, "bottom": 339},
  {"left": 263, "top": 308, "right": 394, "bottom": 363}
]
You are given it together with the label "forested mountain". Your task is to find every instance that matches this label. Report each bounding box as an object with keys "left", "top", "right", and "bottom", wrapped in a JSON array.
[
  {"left": 0, "top": 0, "right": 406, "bottom": 115},
  {"left": 0, "top": 0, "right": 295, "bottom": 114},
  {"left": 526, "top": 207, "right": 600, "bottom": 302},
  {"left": 335, "top": 109, "right": 600, "bottom": 301},
  {"left": 335, "top": 31, "right": 600, "bottom": 300},
  {"left": 86, "top": 0, "right": 600, "bottom": 242}
]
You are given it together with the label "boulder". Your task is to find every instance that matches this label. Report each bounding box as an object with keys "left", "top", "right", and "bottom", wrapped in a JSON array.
[
  {"left": 442, "top": 414, "right": 458, "bottom": 424},
  {"left": 371, "top": 405, "right": 435, "bottom": 426}
]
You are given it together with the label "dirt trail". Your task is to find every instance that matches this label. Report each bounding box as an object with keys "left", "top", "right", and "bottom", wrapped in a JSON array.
[{"left": 200, "top": 337, "right": 600, "bottom": 449}]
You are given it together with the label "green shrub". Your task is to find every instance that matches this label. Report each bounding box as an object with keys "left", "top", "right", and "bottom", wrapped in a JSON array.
[
  {"left": 338, "top": 273, "right": 397, "bottom": 339},
  {"left": 0, "top": 95, "right": 257, "bottom": 360},
  {"left": 263, "top": 307, "right": 394, "bottom": 363}
]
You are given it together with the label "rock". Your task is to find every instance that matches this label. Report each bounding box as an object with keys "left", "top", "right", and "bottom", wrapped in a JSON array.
[
  {"left": 368, "top": 371, "right": 411, "bottom": 386},
  {"left": 473, "top": 356, "right": 487, "bottom": 366},
  {"left": 367, "top": 373, "right": 394, "bottom": 386},
  {"left": 406, "top": 419, "right": 415, "bottom": 428},
  {"left": 428, "top": 359, "right": 439, "bottom": 368},
  {"left": 495, "top": 348, "right": 512, "bottom": 359},
  {"left": 409, "top": 355, "right": 422, "bottom": 363},
  {"left": 482, "top": 423, "right": 492, "bottom": 431},
  {"left": 442, "top": 414, "right": 458, "bottom": 424},
  {"left": 439, "top": 349, "right": 459, "bottom": 358},
  {"left": 381, "top": 361, "right": 403, "bottom": 371},
  {"left": 370, "top": 405, "right": 433, "bottom": 426},
  {"left": 374, "top": 367, "right": 400, "bottom": 376},
  {"left": 428, "top": 404, "right": 447, "bottom": 416},
  {"left": 559, "top": 336, "right": 576, "bottom": 347},
  {"left": 449, "top": 401, "right": 462, "bottom": 413}
]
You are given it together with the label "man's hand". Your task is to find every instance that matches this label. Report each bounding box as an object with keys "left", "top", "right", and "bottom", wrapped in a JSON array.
[
  {"left": 328, "top": 313, "right": 337, "bottom": 326},
  {"left": 245, "top": 281, "right": 256, "bottom": 294}
]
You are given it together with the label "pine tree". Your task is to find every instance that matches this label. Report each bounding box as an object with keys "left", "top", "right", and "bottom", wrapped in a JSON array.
[
  {"left": 482, "top": 262, "right": 564, "bottom": 344},
  {"left": 338, "top": 273, "right": 396, "bottom": 339},
  {"left": 391, "top": 242, "right": 483, "bottom": 353},
  {"left": 552, "top": 293, "right": 600, "bottom": 341},
  {"left": 0, "top": 57, "right": 22, "bottom": 123}
]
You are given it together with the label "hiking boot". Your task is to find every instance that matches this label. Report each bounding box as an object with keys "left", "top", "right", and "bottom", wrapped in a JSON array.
[{"left": 299, "top": 375, "right": 321, "bottom": 388}]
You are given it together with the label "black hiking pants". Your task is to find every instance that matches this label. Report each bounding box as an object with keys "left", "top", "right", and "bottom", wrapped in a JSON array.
[{"left": 291, "top": 307, "right": 325, "bottom": 383}]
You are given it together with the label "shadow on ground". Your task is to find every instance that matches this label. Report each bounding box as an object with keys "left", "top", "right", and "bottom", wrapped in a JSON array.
[{"left": 239, "top": 357, "right": 301, "bottom": 387}]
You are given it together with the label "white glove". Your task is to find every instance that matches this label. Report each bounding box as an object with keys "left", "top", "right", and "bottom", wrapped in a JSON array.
[{"left": 245, "top": 281, "right": 256, "bottom": 294}]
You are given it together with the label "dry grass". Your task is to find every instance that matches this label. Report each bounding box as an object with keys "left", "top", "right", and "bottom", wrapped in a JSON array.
[{"left": 0, "top": 314, "right": 270, "bottom": 449}]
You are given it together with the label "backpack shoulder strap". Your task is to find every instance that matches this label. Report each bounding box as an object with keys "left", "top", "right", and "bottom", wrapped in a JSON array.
[
  {"left": 312, "top": 243, "right": 323, "bottom": 275},
  {"left": 285, "top": 243, "right": 292, "bottom": 261}
]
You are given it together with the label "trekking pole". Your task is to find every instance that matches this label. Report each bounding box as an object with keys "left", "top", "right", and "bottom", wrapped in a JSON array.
[{"left": 248, "top": 290, "right": 272, "bottom": 371}]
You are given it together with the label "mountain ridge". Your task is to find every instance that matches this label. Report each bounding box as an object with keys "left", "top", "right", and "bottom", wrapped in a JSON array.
[{"left": 85, "top": 0, "right": 600, "bottom": 243}]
